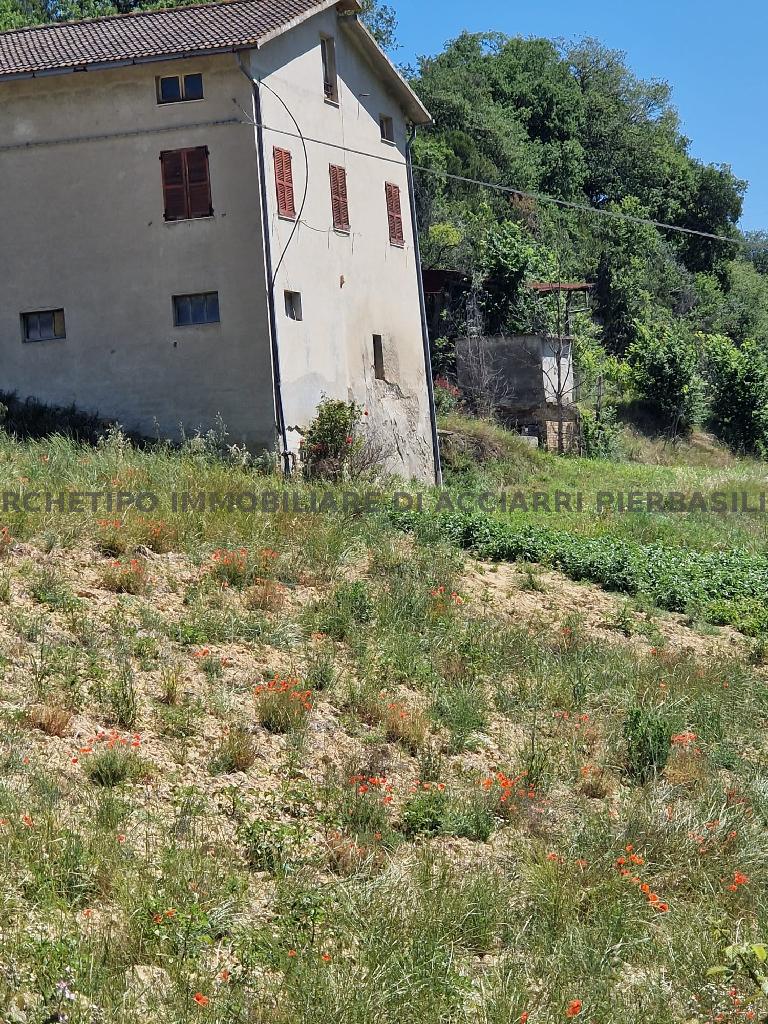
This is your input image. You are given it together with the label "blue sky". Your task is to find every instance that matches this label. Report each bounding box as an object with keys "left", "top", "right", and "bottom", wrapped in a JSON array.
[{"left": 394, "top": 0, "right": 768, "bottom": 231}]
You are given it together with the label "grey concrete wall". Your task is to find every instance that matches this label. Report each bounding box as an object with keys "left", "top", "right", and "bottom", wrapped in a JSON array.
[
  {"left": 0, "top": 55, "right": 275, "bottom": 448},
  {"left": 456, "top": 334, "right": 574, "bottom": 411}
]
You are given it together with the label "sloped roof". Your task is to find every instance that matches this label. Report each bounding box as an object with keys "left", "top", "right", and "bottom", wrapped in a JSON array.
[{"left": 0, "top": 0, "right": 341, "bottom": 78}]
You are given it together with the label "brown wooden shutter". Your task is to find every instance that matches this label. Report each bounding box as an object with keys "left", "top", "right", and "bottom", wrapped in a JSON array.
[
  {"left": 185, "top": 147, "right": 212, "bottom": 218},
  {"left": 161, "top": 149, "right": 188, "bottom": 221},
  {"left": 329, "top": 164, "right": 350, "bottom": 231},
  {"left": 161, "top": 147, "right": 211, "bottom": 220},
  {"left": 273, "top": 147, "right": 296, "bottom": 219},
  {"left": 385, "top": 182, "right": 404, "bottom": 245}
]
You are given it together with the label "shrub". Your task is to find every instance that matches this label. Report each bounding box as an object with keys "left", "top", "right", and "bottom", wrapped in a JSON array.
[
  {"left": 317, "top": 580, "right": 373, "bottom": 641},
  {"left": 627, "top": 319, "right": 705, "bottom": 435},
  {"left": 580, "top": 405, "right": 622, "bottom": 459},
  {"left": 255, "top": 675, "right": 313, "bottom": 733},
  {"left": 101, "top": 558, "right": 149, "bottom": 595},
  {"left": 243, "top": 578, "right": 286, "bottom": 612},
  {"left": 239, "top": 819, "right": 306, "bottom": 874},
  {"left": 209, "top": 724, "right": 258, "bottom": 774},
  {"left": 301, "top": 398, "right": 362, "bottom": 480},
  {"left": 623, "top": 706, "right": 674, "bottom": 783},
  {"left": 0, "top": 526, "right": 12, "bottom": 557},
  {"left": 380, "top": 700, "right": 430, "bottom": 753},
  {"left": 95, "top": 518, "right": 129, "bottom": 557},
  {"left": 433, "top": 377, "right": 460, "bottom": 415},
  {"left": 84, "top": 747, "right": 147, "bottom": 787},
  {"left": 400, "top": 786, "right": 494, "bottom": 842},
  {"left": 704, "top": 334, "right": 768, "bottom": 456},
  {"left": 26, "top": 704, "right": 73, "bottom": 737}
]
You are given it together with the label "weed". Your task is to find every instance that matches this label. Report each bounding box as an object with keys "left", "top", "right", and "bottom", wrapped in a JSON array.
[
  {"left": 623, "top": 705, "right": 675, "bottom": 783},
  {"left": 26, "top": 705, "right": 73, "bottom": 737},
  {"left": 101, "top": 558, "right": 149, "bottom": 595},
  {"left": 84, "top": 747, "right": 147, "bottom": 787},
  {"left": 209, "top": 725, "right": 258, "bottom": 775},
  {"left": 255, "top": 675, "right": 313, "bottom": 733}
]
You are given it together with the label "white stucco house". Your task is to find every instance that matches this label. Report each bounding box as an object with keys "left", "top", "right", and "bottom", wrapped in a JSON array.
[{"left": 0, "top": 0, "right": 440, "bottom": 481}]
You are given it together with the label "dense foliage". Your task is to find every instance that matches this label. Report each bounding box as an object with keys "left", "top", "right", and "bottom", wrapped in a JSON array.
[{"left": 410, "top": 33, "right": 768, "bottom": 453}]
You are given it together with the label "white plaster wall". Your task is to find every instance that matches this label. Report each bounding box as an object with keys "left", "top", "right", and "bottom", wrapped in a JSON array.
[
  {"left": 0, "top": 55, "right": 275, "bottom": 447},
  {"left": 248, "top": 10, "right": 436, "bottom": 481}
]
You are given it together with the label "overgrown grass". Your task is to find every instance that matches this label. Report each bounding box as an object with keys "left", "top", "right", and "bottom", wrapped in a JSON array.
[{"left": 0, "top": 423, "right": 765, "bottom": 1022}]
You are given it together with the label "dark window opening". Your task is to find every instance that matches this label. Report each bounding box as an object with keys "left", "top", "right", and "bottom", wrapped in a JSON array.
[
  {"left": 157, "top": 73, "right": 204, "bottom": 104},
  {"left": 173, "top": 292, "right": 220, "bottom": 326},
  {"left": 321, "top": 36, "right": 339, "bottom": 103},
  {"left": 160, "top": 146, "right": 213, "bottom": 221},
  {"left": 284, "top": 291, "right": 303, "bottom": 321},
  {"left": 22, "top": 309, "right": 66, "bottom": 342},
  {"left": 373, "top": 334, "right": 385, "bottom": 380},
  {"left": 380, "top": 115, "right": 395, "bottom": 143}
]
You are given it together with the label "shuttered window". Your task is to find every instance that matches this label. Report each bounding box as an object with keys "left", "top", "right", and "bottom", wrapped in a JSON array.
[
  {"left": 160, "top": 147, "right": 212, "bottom": 221},
  {"left": 329, "top": 164, "right": 350, "bottom": 232},
  {"left": 385, "top": 182, "right": 404, "bottom": 246},
  {"left": 273, "top": 147, "right": 296, "bottom": 219}
]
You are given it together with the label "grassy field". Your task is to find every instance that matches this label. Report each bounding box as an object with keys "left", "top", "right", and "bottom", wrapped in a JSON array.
[{"left": 0, "top": 424, "right": 766, "bottom": 1023}]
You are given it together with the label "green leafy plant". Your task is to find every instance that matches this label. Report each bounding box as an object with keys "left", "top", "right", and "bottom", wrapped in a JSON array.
[
  {"left": 301, "top": 398, "right": 363, "bottom": 480},
  {"left": 623, "top": 705, "right": 673, "bottom": 783}
]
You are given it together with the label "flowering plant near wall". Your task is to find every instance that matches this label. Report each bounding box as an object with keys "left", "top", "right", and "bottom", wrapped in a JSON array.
[{"left": 300, "top": 398, "right": 364, "bottom": 480}]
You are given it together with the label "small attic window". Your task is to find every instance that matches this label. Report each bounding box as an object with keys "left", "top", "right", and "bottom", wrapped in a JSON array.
[
  {"left": 320, "top": 35, "right": 339, "bottom": 104},
  {"left": 380, "top": 115, "right": 395, "bottom": 143},
  {"left": 157, "top": 73, "right": 204, "bottom": 104}
]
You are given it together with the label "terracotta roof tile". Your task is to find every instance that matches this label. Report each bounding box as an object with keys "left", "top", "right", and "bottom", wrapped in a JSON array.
[{"left": 0, "top": 0, "right": 330, "bottom": 78}]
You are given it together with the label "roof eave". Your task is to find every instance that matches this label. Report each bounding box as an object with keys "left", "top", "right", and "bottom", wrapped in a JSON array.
[
  {"left": 257, "top": 0, "right": 358, "bottom": 46},
  {"left": 0, "top": 43, "right": 256, "bottom": 81},
  {"left": 338, "top": 16, "right": 431, "bottom": 126}
]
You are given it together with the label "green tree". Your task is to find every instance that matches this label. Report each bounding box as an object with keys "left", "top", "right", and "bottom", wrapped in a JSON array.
[
  {"left": 704, "top": 335, "right": 768, "bottom": 455},
  {"left": 627, "top": 319, "right": 705, "bottom": 434},
  {"left": 358, "top": 0, "right": 398, "bottom": 52}
]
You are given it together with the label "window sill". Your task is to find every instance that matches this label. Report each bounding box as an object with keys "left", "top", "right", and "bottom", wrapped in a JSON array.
[
  {"left": 381, "top": 138, "right": 397, "bottom": 147},
  {"left": 389, "top": 241, "right": 406, "bottom": 249},
  {"left": 173, "top": 322, "right": 221, "bottom": 330},
  {"left": 278, "top": 213, "right": 297, "bottom": 222},
  {"left": 334, "top": 227, "right": 351, "bottom": 236},
  {"left": 157, "top": 97, "right": 206, "bottom": 106},
  {"left": 22, "top": 337, "right": 66, "bottom": 345},
  {"left": 164, "top": 215, "right": 215, "bottom": 224},
  {"left": 324, "top": 97, "right": 340, "bottom": 108}
]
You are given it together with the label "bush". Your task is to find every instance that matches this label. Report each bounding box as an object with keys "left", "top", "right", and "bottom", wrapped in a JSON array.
[
  {"left": 400, "top": 787, "right": 494, "bottom": 841},
  {"left": 317, "top": 580, "right": 373, "bottom": 641},
  {"left": 301, "top": 398, "right": 363, "bottom": 480},
  {"left": 84, "top": 748, "right": 147, "bottom": 787},
  {"left": 433, "top": 377, "right": 460, "bottom": 415},
  {"left": 704, "top": 334, "right": 768, "bottom": 456},
  {"left": 580, "top": 405, "right": 622, "bottom": 459},
  {"left": 627, "top": 319, "right": 705, "bottom": 434},
  {"left": 239, "top": 819, "right": 305, "bottom": 874},
  {"left": 254, "top": 675, "right": 313, "bottom": 733},
  {"left": 209, "top": 724, "right": 258, "bottom": 774}
]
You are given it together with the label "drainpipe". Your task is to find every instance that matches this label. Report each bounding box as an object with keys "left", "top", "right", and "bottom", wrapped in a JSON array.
[
  {"left": 237, "top": 54, "right": 291, "bottom": 476},
  {"left": 406, "top": 124, "right": 443, "bottom": 487}
]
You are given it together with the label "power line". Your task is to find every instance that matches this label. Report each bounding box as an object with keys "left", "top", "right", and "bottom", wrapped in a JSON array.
[
  {"left": 239, "top": 107, "right": 766, "bottom": 252},
  {"left": 411, "top": 166, "right": 749, "bottom": 248}
]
